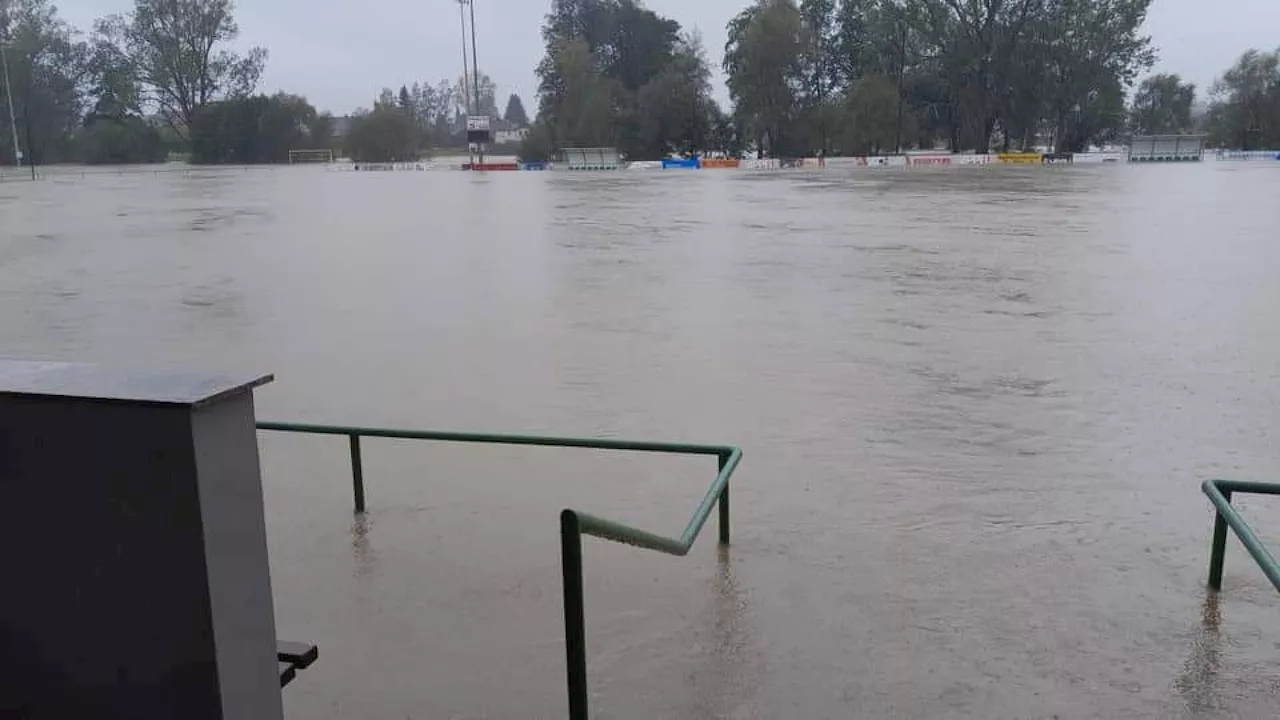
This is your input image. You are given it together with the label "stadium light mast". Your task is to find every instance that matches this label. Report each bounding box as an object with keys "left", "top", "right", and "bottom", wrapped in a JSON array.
[
  {"left": 469, "top": 0, "right": 485, "bottom": 167},
  {"left": 454, "top": 0, "right": 488, "bottom": 169},
  {"left": 469, "top": 0, "right": 480, "bottom": 121},
  {"left": 456, "top": 0, "right": 474, "bottom": 168},
  {"left": 457, "top": 0, "right": 470, "bottom": 116}
]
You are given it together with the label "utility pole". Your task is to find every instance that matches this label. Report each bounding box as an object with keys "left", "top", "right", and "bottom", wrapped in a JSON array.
[
  {"left": 468, "top": 0, "right": 484, "bottom": 167},
  {"left": 457, "top": 0, "right": 472, "bottom": 168},
  {"left": 0, "top": 39, "right": 22, "bottom": 170},
  {"left": 894, "top": 24, "right": 905, "bottom": 155},
  {"left": 22, "top": 62, "right": 33, "bottom": 179}
]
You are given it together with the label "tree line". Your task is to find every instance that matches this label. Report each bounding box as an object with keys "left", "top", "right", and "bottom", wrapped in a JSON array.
[
  {"left": 531, "top": 0, "right": 1280, "bottom": 159},
  {"left": 0, "top": 0, "right": 273, "bottom": 164},
  {"left": 720, "top": 0, "right": 1159, "bottom": 155},
  {"left": 527, "top": 0, "right": 728, "bottom": 161},
  {"left": 6, "top": 0, "right": 1279, "bottom": 166},
  {"left": 0, "top": 0, "right": 533, "bottom": 165},
  {"left": 342, "top": 78, "right": 531, "bottom": 162}
]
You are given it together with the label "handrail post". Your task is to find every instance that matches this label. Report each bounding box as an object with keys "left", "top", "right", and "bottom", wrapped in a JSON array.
[
  {"left": 1209, "top": 487, "right": 1233, "bottom": 591},
  {"left": 717, "top": 454, "right": 731, "bottom": 546},
  {"left": 560, "top": 510, "right": 588, "bottom": 720},
  {"left": 349, "top": 434, "right": 366, "bottom": 513}
]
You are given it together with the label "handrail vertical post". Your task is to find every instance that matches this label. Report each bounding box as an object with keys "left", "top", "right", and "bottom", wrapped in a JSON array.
[
  {"left": 349, "top": 434, "right": 366, "bottom": 513},
  {"left": 560, "top": 510, "right": 588, "bottom": 720},
  {"left": 1209, "top": 487, "right": 1232, "bottom": 590},
  {"left": 718, "top": 454, "right": 731, "bottom": 546}
]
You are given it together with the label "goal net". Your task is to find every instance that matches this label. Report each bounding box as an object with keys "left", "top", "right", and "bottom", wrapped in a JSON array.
[{"left": 288, "top": 149, "right": 334, "bottom": 164}]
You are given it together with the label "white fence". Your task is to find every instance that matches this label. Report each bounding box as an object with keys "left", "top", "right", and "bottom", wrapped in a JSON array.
[
  {"left": 327, "top": 149, "right": 1251, "bottom": 174},
  {"left": 1073, "top": 152, "right": 1126, "bottom": 164},
  {"left": 1216, "top": 150, "right": 1280, "bottom": 161}
]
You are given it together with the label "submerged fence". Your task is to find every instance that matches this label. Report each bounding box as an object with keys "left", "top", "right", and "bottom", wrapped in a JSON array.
[
  {"left": 1203, "top": 479, "right": 1280, "bottom": 594},
  {"left": 256, "top": 421, "right": 742, "bottom": 720}
]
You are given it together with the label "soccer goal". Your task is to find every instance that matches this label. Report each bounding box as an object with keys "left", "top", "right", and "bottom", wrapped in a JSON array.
[{"left": 288, "top": 149, "right": 334, "bottom": 164}]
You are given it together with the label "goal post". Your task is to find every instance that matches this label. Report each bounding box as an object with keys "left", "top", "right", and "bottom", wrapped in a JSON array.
[{"left": 288, "top": 149, "right": 334, "bottom": 164}]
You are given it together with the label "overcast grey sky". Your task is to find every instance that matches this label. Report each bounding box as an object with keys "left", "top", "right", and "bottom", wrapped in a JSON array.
[{"left": 53, "top": 0, "right": 1280, "bottom": 115}]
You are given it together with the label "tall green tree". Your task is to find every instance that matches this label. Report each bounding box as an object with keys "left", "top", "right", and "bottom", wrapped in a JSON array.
[
  {"left": 345, "top": 103, "right": 419, "bottom": 162},
  {"left": 503, "top": 93, "right": 529, "bottom": 125},
  {"left": 859, "top": 1, "right": 927, "bottom": 152},
  {"left": 1205, "top": 49, "right": 1280, "bottom": 150},
  {"left": 1130, "top": 73, "right": 1196, "bottom": 135},
  {"left": 79, "top": 34, "right": 165, "bottom": 163},
  {"left": 706, "top": 101, "right": 744, "bottom": 156},
  {"left": 724, "top": 0, "right": 1155, "bottom": 154},
  {"left": 374, "top": 76, "right": 474, "bottom": 148},
  {"left": 798, "top": 0, "right": 839, "bottom": 152},
  {"left": 77, "top": 113, "right": 166, "bottom": 163},
  {"left": 84, "top": 36, "right": 139, "bottom": 119},
  {"left": 907, "top": 0, "right": 1045, "bottom": 151},
  {"left": 536, "top": 0, "right": 709, "bottom": 158},
  {"left": 416, "top": 79, "right": 460, "bottom": 145},
  {"left": 724, "top": 0, "right": 808, "bottom": 157},
  {"left": 636, "top": 33, "right": 713, "bottom": 157},
  {"left": 306, "top": 112, "right": 334, "bottom": 151},
  {"left": 833, "top": 0, "right": 871, "bottom": 82},
  {"left": 0, "top": 0, "right": 88, "bottom": 165},
  {"left": 95, "top": 0, "right": 266, "bottom": 143},
  {"left": 188, "top": 92, "right": 315, "bottom": 163},
  {"left": 1036, "top": 0, "right": 1154, "bottom": 152},
  {"left": 834, "top": 0, "right": 944, "bottom": 151},
  {"left": 518, "top": 120, "right": 553, "bottom": 161},
  {"left": 839, "top": 72, "right": 905, "bottom": 153},
  {"left": 538, "top": 37, "right": 617, "bottom": 149},
  {"left": 397, "top": 85, "right": 413, "bottom": 119},
  {"left": 600, "top": 0, "right": 681, "bottom": 92},
  {"left": 456, "top": 72, "right": 497, "bottom": 116}
]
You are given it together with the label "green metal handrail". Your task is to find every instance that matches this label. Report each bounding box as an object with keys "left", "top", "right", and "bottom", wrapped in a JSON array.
[
  {"left": 256, "top": 420, "right": 742, "bottom": 720},
  {"left": 1203, "top": 479, "right": 1280, "bottom": 592}
]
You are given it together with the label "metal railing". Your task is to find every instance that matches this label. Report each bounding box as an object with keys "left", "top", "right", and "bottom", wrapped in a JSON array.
[
  {"left": 256, "top": 421, "right": 742, "bottom": 720},
  {"left": 1203, "top": 479, "right": 1280, "bottom": 592}
]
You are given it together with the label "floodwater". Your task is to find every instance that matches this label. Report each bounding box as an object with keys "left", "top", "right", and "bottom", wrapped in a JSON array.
[{"left": 4, "top": 162, "right": 1280, "bottom": 718}]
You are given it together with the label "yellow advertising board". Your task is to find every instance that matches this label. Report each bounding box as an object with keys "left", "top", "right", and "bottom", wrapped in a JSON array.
[{"left": 996, "top": 153, "right": 1043, "bottom": 165}]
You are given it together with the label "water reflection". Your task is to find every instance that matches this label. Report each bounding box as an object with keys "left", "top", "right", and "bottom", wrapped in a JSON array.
[
  {"left": 685, "top": 545, "right": 758, "bottom": 717},
  {"left": 349, "top": 513, "right": 378, "bottom": 580},
  {"left": 1176, "top": 591, "right": 1223, "bottom": 715}
]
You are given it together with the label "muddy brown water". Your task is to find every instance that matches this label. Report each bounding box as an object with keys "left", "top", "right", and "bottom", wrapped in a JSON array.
[{"left": 4, "top": 163, "right": 1280, "bottom": 718}]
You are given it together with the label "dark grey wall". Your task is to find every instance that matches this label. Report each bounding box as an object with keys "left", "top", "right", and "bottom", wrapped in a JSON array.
[
  {"left": 0, "top": 395, "right": 221, "bottom": 719},
  {"left": 0, "top": 382, "right": 283, "bottom": 720}
]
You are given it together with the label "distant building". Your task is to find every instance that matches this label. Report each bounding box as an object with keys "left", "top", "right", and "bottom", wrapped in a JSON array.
[
  {"left": 495, "top": 128, "right": 529, "bottom": 145},
  {"left": 491, "top": 117, "right": 529, "bottom": 145}
]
